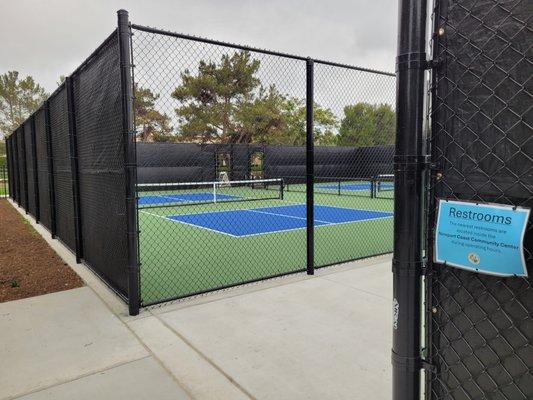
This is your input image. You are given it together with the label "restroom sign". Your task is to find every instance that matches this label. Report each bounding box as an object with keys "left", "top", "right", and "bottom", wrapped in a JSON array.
[{"left": 435, "top": 199, "right": 530, "bottom": 277}]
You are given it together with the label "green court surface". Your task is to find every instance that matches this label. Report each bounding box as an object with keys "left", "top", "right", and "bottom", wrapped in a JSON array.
[{"left": 138, "top": 185, "right": 394, "bottom": 305}]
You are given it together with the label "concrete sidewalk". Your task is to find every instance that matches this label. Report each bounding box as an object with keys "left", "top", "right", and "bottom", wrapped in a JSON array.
[{"left": 2, "top": 200, "right": 393, "bottom": 400}]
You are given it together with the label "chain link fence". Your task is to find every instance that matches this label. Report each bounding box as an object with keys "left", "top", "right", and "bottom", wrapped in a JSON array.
[
  {"left": 130, "top": 24, "right": 396, "bottom": 306},
  {"left": 6, "top": 11, "right": 397, "bottom": 313},
  {"left": 5, "top": 26, "right": 133, "bottom": 304},
  {"left": 425, "top": 0, "right": 532, "bottom": 399}
]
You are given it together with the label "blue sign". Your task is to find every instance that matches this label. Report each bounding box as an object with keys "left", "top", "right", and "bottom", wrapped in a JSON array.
[{"left": 435, "top": 200, "right": 530, "bottom": 277}]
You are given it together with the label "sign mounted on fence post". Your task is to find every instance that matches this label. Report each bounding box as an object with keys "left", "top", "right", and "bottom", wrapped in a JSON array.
[{"left": 435, "top": 199, "right": 530, "bottom": 277}]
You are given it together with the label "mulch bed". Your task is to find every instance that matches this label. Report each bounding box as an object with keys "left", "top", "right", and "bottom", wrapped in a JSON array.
[{"left": 0, "top": 200, "right": 83, "bottom": 303}]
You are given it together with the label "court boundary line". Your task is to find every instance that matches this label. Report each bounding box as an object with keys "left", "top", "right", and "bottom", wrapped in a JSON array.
[{"left": 146, "top": 207, "right": 394, "bottom": 238}]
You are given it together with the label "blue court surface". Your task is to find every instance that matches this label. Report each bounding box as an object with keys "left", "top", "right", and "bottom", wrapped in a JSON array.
[
  {"left": 167, "top": 204, "right": 393, "bottom": 237},
  {"left": 138, "top": 193, "right": 240, "bottom": 206}
]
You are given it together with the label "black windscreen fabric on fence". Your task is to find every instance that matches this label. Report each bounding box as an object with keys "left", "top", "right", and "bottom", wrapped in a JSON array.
[
  {"left": 73, "top": 32, "right": 129, "bottom": 297},
  {"left": 23, "top": 119, "right": 37, "bottom": 218},
  {"left": 34, "top": 107, "right": 51, "bottom": 230},
  {"left": 426, "top": 1, "right": 532, "bottom": 399},
  {"left": 49, "top": 87, "right": 76, "bottom": 252},
  {"left": 16, "top": 127, "right": 28, "bottom": 210}
]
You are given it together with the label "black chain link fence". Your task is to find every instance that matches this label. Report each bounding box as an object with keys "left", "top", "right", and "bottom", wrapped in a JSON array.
[
  {"left": 5, "top": 10, "right": 397, "bottom": 313},
  {"left": 425, "top": 0, "right": 532, "bottom": 398},
  {"left": 130, "top": 24, "right": 396, "bottom": 306},
  {"left": 6, "top": 27, "right": 131, "bottom": 303}
]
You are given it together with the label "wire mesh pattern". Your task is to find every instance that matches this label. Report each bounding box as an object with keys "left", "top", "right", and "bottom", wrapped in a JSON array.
[
  {"left": 49, "top": 87, "right": 76, "bottom": 251},
  {"left": 6, "top": 29, "right": 130, "bottom": 302},
  {"left": 34, "top": 108, "right": 51, "bottom": 230},
  {"left": 313, "top": 62, "right": 396, "bottom": 267},
  {"left": 16, "top": 126, "right": 27, "bottom": 210},
  {"left": 131, "top": 25, "right": 396, "bottom": 305},
  {"left": 23, "top": 119, "right": 37, "bottom": 218},
  {"left": 73, "top": 33, "right": 129, "bottom": 296},
  {"left": 426, "top": 0, "right": 532, "bottom": 398}
]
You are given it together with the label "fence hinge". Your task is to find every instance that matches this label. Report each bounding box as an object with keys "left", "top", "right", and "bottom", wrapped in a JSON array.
[
  {"left": 425, "top": 58, "right": 440, "bottom": 70},
  {"left": 421, "top": 359, "right": 436, "bottom": 373}
]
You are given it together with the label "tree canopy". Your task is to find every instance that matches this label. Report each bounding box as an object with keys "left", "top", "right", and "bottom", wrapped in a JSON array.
[
  {"left": 136, "top": 51, "right": 395, "bottom": 147},
  {"left": 134, "top": 86, "right": 173, "bottom": 142},
  {"left": 171, "top": 51, "right": 337, "bottom": 145},
  {"left": 337, "top": 103, "right": 396, "bottom": 147},
  {"left": 0, "top": 71, "right": 48, "bottom": 138}
]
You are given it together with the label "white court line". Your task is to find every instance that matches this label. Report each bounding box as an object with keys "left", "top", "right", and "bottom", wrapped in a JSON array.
[
  {"left": 140, "top": 207, "right": 394, "bottom": 239},
  {"left": 138, "top": 209, "right": 240, "bottom": 238},
  {"left": 246, "top": 208, "right": 332, "bottom": 225}
]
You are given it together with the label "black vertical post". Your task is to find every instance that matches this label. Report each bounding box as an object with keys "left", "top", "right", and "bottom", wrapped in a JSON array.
[
  {"left": 118, "top": 9, "right": 140, "bottom": 316},
  {"left": 30, "top": 116, "right": 40, "bottom": 222},
  {"left": 306, "top": 58, "right": 314, "bottom": 276},
  {"left": 392, "top": 0, "right": 427, "bottom": 399},
  {"left": 66, "top": 77, "right": 84, "bottom": 263},
  {"left": 45, "top": 100, "right": 57, "bottom": 238}
]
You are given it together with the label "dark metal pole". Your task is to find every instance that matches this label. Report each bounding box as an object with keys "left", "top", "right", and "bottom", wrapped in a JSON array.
[
  {"left": 30, "top": 116, "right": 40, "bottom": 222},
  {"left": 44, "top": 100, "right": 57, "bottom": 238},
  {"left": 306, "top": 58, "right": 315, "bottom": 275},
  {"left": 392, "top": 0, "right": 428, "bottom": 399},
  {"left": 66, "top": 77, "right": 84, "bottom": 263},
  {"left": 118, "top": 9, "right": 140, "bottom": 316}
]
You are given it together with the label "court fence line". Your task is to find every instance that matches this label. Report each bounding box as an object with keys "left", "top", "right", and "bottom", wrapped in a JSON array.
[{"left": 6, "top": 9, "right": 397, "bottom": 316}]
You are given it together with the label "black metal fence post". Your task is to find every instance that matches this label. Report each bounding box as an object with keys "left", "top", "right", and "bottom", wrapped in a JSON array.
[
  {"left": 306, "top": 57, "right": 315, "bottom": 275},
  {"left": 66, "top": 77, "right": 84, "bottom": 263},
  {"left": 118, "top": 9, "right": 140, "bottom": 316},
  {"left": 392, "top": 0, "right": 428, "bottom": 399},
  {"left": 44, "top": 100, "right": 57, "bottom": 238},
  {"left": 30, "top": 116, "right": 41, "bottom": 222}
]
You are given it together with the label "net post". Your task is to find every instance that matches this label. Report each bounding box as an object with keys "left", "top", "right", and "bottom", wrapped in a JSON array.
[
  {"left": 392, "top": 0, "right": 427, "bottom": 399},
  {"left": 44, "top": 100, "right": 58, "bottom": 238},
  {"left": 30, "top": 115, "right": 40, "bottom": 222},
  {"left": 306, "top": 57, "right": 315, "bottom": 276},
  {"left": 118, "top": 9, "right": 140, "bottom": 316},
  {"left": 66, "top": 76, "right": 84, "bottom": 263}
]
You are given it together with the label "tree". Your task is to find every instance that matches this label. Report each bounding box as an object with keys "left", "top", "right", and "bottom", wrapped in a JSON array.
[
  {"left": 337, "top": 103, "right": 396, "bottom": 147},
  {"left": 172, "top": 51, "right": 338, "bottom": 145},
  {"left": 0, "top": 71, "right": 48, "bottom": 137},
  {"left": 134, "top": 86, "right": 173, "bottom": 142}
]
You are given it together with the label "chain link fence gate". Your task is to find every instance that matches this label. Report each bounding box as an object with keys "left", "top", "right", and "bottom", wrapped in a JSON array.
[
  {"left": 424, "top": 0, "right": 532, "bottom": 399},
  {"left": 393, "top": 0, "right": 532, "bottom": 399}
]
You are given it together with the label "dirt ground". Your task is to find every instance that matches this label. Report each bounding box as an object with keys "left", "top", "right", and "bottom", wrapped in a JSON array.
[{"left": 0, "top": 200, "right": 83, "bottom": 302}]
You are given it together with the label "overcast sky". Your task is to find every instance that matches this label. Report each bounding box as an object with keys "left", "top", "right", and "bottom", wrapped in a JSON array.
[{"left": 0, "top": 0, "right": 398, "bottom": 93}]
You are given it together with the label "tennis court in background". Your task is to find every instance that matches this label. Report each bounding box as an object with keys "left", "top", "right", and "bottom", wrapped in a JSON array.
[{"left": 137, "top": 178, "right": 394, "bottom": 305}]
